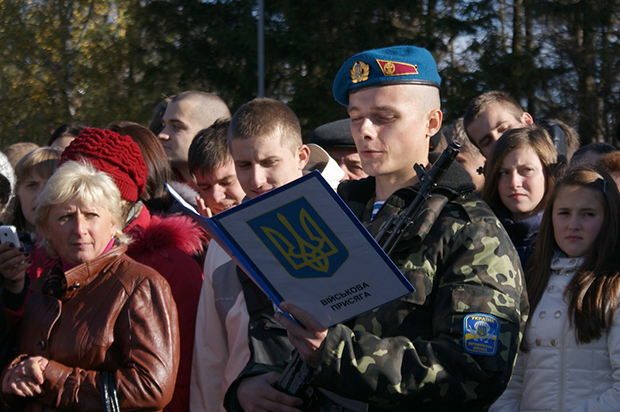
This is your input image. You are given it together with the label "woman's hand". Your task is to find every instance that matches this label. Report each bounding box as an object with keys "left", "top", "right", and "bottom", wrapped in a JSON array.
[
  {"left": 2, "top": 356, "right": 48, "bottom": 397},
  {"left": 0, "top": 242, "right": 31, "bottom": 293}
]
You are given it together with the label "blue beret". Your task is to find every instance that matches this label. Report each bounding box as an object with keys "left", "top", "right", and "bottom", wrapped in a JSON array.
[
  {"left": 309, "top": 119, "right": 355, "bottom": 148},
  {"left": 333, "top": 45, "right": 441, "bottom": 106}
]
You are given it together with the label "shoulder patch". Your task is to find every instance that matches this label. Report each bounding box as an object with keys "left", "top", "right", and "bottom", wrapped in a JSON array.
[{"left": 463, "top": 313, "right": 499, "bottom": 356}]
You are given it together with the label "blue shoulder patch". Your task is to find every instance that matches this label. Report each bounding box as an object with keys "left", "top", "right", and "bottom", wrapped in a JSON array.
[{"left": 463, "top": 313, "right": 499, "bottom": 356}]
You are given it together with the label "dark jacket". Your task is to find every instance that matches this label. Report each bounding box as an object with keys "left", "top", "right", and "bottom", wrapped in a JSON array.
[
  {"left": 1, "top": 245, "right": 180, "bottom": 411},
  {"left": 497, "top": 209, "right": 543, "bottom": 269}
]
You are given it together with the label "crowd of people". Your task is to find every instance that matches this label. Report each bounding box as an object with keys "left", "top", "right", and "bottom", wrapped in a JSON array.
[{"left": 0, "top": 44, "right": 619, "bottom": 411}]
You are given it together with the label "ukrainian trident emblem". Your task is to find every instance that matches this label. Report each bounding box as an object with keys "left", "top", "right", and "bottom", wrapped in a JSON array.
[
  {"left": 247, "top": 197, "right": 349, "bottom": 279},
  {"left": 350, "top": 61, "right": 370, "bottom": 83}
]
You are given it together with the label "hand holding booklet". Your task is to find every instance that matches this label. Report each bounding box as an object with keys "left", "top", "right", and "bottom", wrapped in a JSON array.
[{"left": 167, "top": 171, "right": 413, "bottom": 328}]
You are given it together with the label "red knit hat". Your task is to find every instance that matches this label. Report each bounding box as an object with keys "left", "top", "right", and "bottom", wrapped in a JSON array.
[{"left": 59, "top": 128, "right": 147, "bottom": 203}]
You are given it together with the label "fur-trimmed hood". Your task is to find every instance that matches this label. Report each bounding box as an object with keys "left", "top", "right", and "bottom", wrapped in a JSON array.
[{"left": 126, "top": 207, "right": 204, "bottom": 259}]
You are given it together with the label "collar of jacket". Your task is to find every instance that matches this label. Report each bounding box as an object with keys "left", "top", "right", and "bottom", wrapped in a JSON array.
[
  {"left": 338, "top": 160, "right": 475, "bottom": 218},
  {"left": 338, "top": 162, "right": 475, "bottom": 248},
  {"left": 29, "top": 245, "right": 128, "bottom": 296}
]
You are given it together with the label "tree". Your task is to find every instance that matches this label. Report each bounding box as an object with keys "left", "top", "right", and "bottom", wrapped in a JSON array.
[{"left": 0, "top": 0, "right": 172, "bottom": 146}]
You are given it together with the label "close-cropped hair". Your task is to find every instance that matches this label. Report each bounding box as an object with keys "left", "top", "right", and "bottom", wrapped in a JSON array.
[
  {"left": 525, "top": 165, "right": 620, "bottom": 346},
  {"left": 106, "top": 121, "right": 173, "bottom": 208},
  {"left": 570, "top": 142, "right": 618, "bottom": 166},
  {"left": 188, "top": 119, "right": 231, "bottom": 176},
  {"left": 227, "top": 98, "right": 302, "bottom": 154},
  {"left": 442, "top": 118, "right": 483, "bottom": 158},
  {"left": 463, "top": 91, "right": 524, "bottom": 129},
  {"left": 13, "top": 148, "right": 61, "bottom": 232},
  {"left": 171, "top": 91, "right": 231, "bottom": 130},
  {"left": 482, "top": 126, "right": 558, "bottom": 215},
  {"left": 405, "top": 84, "right": 441, "bottom": 119},
  {"left": 35, "top": 161, "right": 131, "bottom": 255}
]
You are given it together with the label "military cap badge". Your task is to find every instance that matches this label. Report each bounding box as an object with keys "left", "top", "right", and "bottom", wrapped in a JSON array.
[
  {"left": 350, "top": 61, "right": 369, "bottom": 83},
  {"left": 376, "top": 59, "right": 419, "bottom": 76},
  {"left": 333, "top": 45, "right": 441, "bottom": 106}
]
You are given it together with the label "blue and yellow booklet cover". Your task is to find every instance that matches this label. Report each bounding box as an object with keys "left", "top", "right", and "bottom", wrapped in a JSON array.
[{"left": 168, "top": 171, "right": 413, "bottom": 328}]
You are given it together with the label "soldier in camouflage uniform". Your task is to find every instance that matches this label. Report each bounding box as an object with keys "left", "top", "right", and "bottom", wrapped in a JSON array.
[{"left": 226, "top": 46, "right": 528, "bottom": 412}]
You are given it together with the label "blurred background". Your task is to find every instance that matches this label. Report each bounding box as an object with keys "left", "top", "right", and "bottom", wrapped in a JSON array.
[{"left": 1, "top": 0, "right": 618, "bottom": 145}]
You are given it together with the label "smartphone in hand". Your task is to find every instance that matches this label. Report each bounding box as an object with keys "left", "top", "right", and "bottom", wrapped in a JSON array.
[{"left": 0, "top": 225, "right": 20, "bottom": 246}]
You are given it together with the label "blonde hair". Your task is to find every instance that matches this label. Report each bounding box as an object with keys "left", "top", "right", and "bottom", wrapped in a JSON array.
[
  {"left": 35, "top": 161, "right": 131, "bottom": 255},
  {"left": 14, "top": 147, "right": 61, "bottom": 184}
]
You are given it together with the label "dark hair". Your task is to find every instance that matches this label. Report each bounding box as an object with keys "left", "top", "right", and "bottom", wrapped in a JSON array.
[
  {"left": 106, "top": 121, "right": 174, "bottom": 212},
  {"left": 48, "top": 122, "right": 90, "bottom": 146},
  {"left": 149, "top": 96, "right": 174, "bottom": 135},
  {"left": 228, "top": 98, "right": 302, "bottom": 154},
  {"left": 482, "top": 126, "right": 558, "bottom": 216},
  {"left": 570, "top": 142, "right": 618, "bottom": 166},
  {"left": 463, "top": 91, "right": 524, "bottom": 131},
  {"left": 525, "top": 165, "right": 620, "bottom": 345},
  {"left": 188, "top": 119, "right": 231, "bottom": 176}
]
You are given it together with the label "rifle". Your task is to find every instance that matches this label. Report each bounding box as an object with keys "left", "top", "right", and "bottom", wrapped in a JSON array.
[{"left": 274, "top": 142, "right": 462, "bottom": 411}]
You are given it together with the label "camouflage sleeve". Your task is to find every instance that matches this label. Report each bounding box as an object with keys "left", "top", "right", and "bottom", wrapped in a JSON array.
[{"left": 311, "top": 200, "right": 528, "bottom": 411}]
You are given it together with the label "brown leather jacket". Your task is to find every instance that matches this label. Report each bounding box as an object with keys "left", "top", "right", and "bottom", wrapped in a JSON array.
[{"left": 1, "top": 245, "right": 180, "bottom": 411}]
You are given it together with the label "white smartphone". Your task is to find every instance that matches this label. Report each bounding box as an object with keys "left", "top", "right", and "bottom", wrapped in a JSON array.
[{"left": 0, "top": 225, "right": 20, "bottom": 246}]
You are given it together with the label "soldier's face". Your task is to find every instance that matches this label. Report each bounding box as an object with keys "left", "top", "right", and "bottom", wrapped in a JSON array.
[{"left": 348, "top": 85, "right": 441, "bottom": 182}]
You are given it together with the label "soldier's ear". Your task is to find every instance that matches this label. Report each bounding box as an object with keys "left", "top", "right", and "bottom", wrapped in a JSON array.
[{"left": 426, "top": 109, "right": 443, "bottom": 138}]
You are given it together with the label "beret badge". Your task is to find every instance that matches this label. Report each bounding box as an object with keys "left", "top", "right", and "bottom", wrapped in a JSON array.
[
  {"left": 350, "top": 61, "right": 370, "bottom": 83},
  {"left": 377, "top": 59, "right": 419, "bottom": 76}
]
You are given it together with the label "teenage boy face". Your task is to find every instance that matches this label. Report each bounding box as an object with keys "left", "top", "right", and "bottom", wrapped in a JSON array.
[
  {"left": 466, "top": 102, "right": 533, "bottom": 159},
  {"left": 230, "top": 132, "right": 309, "bottom": 199},
  {"left": 194, "top": 159, "right": 246, "bottom": 215}
]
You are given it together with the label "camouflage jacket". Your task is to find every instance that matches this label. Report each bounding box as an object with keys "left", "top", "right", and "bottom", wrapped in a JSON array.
[{"left": 311, "top": 166, "right": 529, "bottom": 411}]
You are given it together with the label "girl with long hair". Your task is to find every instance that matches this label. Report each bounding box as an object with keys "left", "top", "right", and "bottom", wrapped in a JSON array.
[
  {"left": 491, "top": 165, "right": 620, "bottom": 411},
  {"left": 482, "top": 126, "right": 558, "bottom": 267}
]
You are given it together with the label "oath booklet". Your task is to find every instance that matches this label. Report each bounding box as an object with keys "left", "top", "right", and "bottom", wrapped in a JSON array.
[{"left": 167, "top": 171, "right": 413, "bottom": 327}]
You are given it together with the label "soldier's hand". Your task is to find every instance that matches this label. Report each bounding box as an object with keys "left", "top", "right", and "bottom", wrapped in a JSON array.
[
  {"left": 276, "top": 302, "right": 328, "bottom": 369},
  {"left": 238, "top": 372, "right": 303, "bottom": 412}
]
